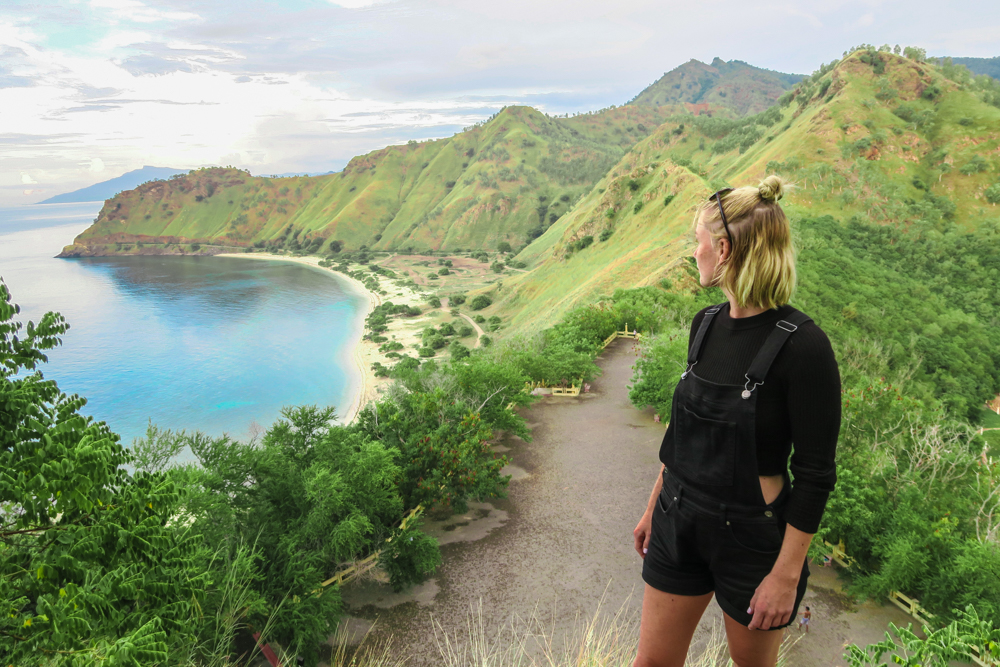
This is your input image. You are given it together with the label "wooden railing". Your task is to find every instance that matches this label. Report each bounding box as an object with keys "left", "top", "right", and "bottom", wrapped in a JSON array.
[
  {"left": 319, "top": 505, "right": 425, "bottom": 589},
  {"left": 602, "top": 324, "right": 640, "bottom": 349}
]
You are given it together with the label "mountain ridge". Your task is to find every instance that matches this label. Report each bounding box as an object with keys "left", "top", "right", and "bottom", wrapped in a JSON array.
[{"left": 39, "top": 166, "right": 189, "bottom": 205}]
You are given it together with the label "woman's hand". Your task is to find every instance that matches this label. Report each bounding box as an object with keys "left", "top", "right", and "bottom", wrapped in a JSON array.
[
  {"left": 633, "top": 512, "right": 653, "bottom": 558},
  {"left": 747, "top": 571, "right": 798, "bottom": 630}
]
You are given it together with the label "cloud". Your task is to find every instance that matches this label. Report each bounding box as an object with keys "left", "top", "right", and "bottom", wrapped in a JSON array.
[
  {"left": 21, "top": 173, "right": 38, "bottom": 184},
  {"left": 326, "top": 0, "right": 388, "bottom": 7},
  {"left": 88, "top": 157, "right": 105, "bottom": 173},
  {"left": 88, "top": 0, "right": 199, "bottom": 24},
  {"left": 3, "top": 0, "right": 1000, "bottom": 206}
]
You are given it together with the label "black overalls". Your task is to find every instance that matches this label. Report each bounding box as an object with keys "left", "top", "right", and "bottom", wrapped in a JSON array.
[{"left": 642, "top": 304, "right": 811, "bottom": 629}]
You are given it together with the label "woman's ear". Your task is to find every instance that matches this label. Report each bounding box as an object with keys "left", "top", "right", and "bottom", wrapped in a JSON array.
[{"left": 718, "top": 237, "right": 731, "bottom": 263}]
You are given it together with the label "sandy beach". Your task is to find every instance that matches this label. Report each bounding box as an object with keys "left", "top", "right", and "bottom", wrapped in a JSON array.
[{"left": 215, "top": 252, "right": 426, "bottom": 423}]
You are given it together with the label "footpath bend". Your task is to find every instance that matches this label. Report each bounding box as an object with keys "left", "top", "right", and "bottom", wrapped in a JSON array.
[{"left": 340, "top": 338, "right": 914, "bottom": 666}]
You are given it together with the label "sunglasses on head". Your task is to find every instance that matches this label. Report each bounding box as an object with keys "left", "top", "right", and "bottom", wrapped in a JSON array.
[{"left": 709, "top": 188, "right": 734, "bottom": 247}]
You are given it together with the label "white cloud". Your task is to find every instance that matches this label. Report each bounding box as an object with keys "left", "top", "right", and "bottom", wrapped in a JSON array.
[
  {"left": 326, "top": 0, "right": 387, "bottom": 8},
  {"left": 21, "top": 173, "right": 38, "bottom": 184},
  {"left": 88, "top": 0, "right": 199, "bottom": 24},
  {"left": 88, "top": 158, "right": 105, "bottom": 173},
  {"left": 3, "top": 0, "right": 1000, "bottom": 205}
]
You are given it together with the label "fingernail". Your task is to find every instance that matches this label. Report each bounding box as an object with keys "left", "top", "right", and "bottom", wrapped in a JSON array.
[
  {"left": 643, "top": 548, "right": 648, "bottom": 554},
  {"left": 747, "top": 607, "right": 753, "bottom": 614}
]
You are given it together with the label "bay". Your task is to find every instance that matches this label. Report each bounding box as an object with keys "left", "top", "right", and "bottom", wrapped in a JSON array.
[{"left": 0, "top": 203, "right": 367, "bottom": 444}]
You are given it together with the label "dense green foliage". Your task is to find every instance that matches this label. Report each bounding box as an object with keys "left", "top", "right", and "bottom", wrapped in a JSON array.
[
  {"left": 0, "top": 282, "right": 253, "bottom": 664},
  {"left": 794, "top": 215, "right": 1000, "bottom": 421},
  {"left": 0, "top": 281, "right": 532, "bottom": 664},
  {"left": 846, "top": 605, "right": 999, "bottom": 666}
]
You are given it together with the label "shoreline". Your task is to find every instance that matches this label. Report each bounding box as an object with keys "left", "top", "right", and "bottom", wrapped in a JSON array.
[{"left": 215, "top": 252, "right": 384, "bottom": 424}]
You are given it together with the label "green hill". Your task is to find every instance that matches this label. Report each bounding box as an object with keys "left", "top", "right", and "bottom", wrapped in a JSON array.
[
  {"left": 498, "top": 48, "right": 1000, "bottom": 326},
  {"left": 628, "top": 57, "right": 803, "bottom": 116},
  {"left": 487, "top": 48, "right": 1000, "bottom": 418},
  {"left": 58, "top": 105, "right": 671, "bottom": 257}
]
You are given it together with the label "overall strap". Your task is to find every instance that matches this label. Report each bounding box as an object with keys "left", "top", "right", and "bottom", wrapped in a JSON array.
[
  {"left": 686, "top": 303, "right": 725, "bottom": 367},
  {"left": 741, "top": 310, "right": 813, "bottom": 399}
]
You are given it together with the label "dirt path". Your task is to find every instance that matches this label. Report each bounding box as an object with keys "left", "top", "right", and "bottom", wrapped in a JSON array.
[
  {"left": 341, "top": 339, "right": 915, "bottom": 666},
  {"left": 458, "top": 312, "right": 485, "bottom": 348}
]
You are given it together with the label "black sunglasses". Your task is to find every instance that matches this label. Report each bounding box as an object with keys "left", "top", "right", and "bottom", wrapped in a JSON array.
[{"left": 709, "top": 188, "right": 734, "bottom": 248}]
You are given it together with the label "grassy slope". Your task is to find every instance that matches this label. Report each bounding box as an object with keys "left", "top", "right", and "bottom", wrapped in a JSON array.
[
  {"left": 630, "top": 57, "right": 802, "bottom": 115},
  {"left": 493, "top": 51, "right": 1000, "bottom": 333},
  {"left": 61, "top": 106, "right": 672, "bottom": 256}
]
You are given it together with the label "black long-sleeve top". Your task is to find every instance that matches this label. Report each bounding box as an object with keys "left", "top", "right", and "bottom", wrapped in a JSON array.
[{"left": 663, "top": 303, "right": 841, "bottom": 533}]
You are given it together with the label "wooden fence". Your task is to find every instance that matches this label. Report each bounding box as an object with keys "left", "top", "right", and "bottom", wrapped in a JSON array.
[{"left": 601, "top": 324, "right": 640, "bottom": 350}]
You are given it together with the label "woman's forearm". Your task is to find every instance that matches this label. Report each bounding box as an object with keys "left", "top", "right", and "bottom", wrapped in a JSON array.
[{"left": 771, "top": 523, "right": 813, "bottom": 582}]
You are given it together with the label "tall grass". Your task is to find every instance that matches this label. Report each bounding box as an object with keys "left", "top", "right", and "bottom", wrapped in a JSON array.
[{"left": 430, "top": 598, "right": 800, "bottom": 667}]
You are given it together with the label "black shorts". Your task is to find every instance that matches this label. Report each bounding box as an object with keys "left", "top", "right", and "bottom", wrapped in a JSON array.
[{"left": 641, "top": 473, "right": 809, "bottom": 629}]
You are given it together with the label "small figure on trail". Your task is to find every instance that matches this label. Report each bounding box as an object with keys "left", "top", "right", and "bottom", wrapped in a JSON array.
[{"left": 798, "top": 606, "right": 811, "bottom": 632}]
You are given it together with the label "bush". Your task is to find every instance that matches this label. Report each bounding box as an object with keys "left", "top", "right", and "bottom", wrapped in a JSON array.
[
  {"left": 633, "top": 201, "right": 643, "bottom": 214},
  {"left": 458, "top": 325, "right": 475, "bottom": 337},
  {"left": 428, "top": 296, "right": 442, "bottom": 308},
  {"left": 473, "top": 314, "right": 486, "bottom": 324},
  {"left": 449, "top": 294, "right": 466, "bottom": 305},
  {"left": 438, "top": 322, "right": 456, "bottom": 336},
  {"left": 418, "top": 346, "right": 436, "bottom": 357},
  {"left": 497, "top": 241, "right": 512, "bottom": 253},
  {"left": 438, "top": 268, "right": 450, "bottom": 276},
  {"left": 663, "top": 194, "right": 675, "bottom": 207},
  {"left": 470, "top": 295, "right": 492, "bottom": 310},
  {"left": 599, "top": 229, "right": 613, "bottom": 242},
  {"left": 986, "top": 183, "right": 1000, "bottom": 204},
  {"left": 491, "top": 261, "right": 505, "bottom": 274},
  {"left": 449, "top": 340, "right": 470, "bottom": 360},
  {"left": 480, "top": 336, "right": 492, "bottom": 347}
]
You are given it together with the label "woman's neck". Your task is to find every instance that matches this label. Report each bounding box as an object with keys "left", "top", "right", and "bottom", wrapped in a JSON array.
[{"left": 724, "top": 293, "right": 767, "bottom": 319}]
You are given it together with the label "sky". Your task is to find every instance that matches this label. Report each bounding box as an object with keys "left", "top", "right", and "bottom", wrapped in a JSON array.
[{"left": 2, "top": 0, "right": 999, "bottom": 206}]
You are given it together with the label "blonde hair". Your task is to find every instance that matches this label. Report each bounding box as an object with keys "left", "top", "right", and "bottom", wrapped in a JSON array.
[{"left": 694, "top": 175, "right": 796, "bottom": 310}]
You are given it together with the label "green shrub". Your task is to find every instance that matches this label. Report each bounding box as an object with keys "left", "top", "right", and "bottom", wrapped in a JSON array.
[
  {"left": 663, "top": 194, "right": 675, "bottom": 207},
  {"left": 449, "top": 294, "right": 466, "bottom": 305},
  {"left": 599, "top": 229, "right": 613, "bottom": 242},
  {"left": 470, "top": 295, "right": 492, "bottom": 310},
  {"left": 633, "top": 201, "right": 644, "bottom": 214},
  {"left": 418, "top": 346, "right": 436, "bottom": 357},
  {"left": 428, "top": 296, "right": 442, "bottom": 308},
  {"left": 985, "top": 183, "right": 1000, "bottom": 204},
  {"left": 448, "top": 340, "right": 470, "bottom": 360}
]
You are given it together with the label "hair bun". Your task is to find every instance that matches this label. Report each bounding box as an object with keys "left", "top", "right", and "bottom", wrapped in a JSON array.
[{"left": 758, "top": 175, "right": 785, "bottom": 202}]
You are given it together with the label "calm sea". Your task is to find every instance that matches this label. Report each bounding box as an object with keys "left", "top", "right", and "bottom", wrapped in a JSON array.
[{"left": 0, "top": 202, "right": 367, "bottom": 444}]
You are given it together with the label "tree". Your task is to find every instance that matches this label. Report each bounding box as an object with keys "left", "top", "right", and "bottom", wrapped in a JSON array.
[
  {"left": 0, "top": 282, "right": 211, "bottom": 662},
  {"left": 497, "top": 241, "right": 512, "bottom": 253}
]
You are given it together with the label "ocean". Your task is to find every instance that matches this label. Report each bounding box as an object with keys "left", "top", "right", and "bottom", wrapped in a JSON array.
[{"left": 0, "top": 202, "right": 368, "bottom": 444}]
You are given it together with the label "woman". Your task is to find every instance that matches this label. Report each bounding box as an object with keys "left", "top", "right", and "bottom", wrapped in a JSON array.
[{"left": 632, "top": 176, "right": 840, "bottom": 667}]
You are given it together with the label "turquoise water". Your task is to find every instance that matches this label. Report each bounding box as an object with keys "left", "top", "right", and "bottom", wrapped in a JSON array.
[{"left": 0, "top": 203, "right": 367, "bottom": 443}]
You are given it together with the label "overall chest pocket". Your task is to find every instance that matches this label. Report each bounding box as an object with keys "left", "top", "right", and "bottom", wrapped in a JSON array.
[{"left": 673, "top": 404, "right": 737, "bottom": 486}]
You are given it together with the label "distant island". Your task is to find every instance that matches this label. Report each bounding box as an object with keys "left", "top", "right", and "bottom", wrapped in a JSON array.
[{"left": 38, "top": 166, "right": 189, "bottom": 204}]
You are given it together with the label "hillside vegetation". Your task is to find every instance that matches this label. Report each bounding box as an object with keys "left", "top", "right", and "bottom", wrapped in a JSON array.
[
  {"left": 59, "top": 105, "right": 672, "bottom": 257},
  {"left": 629, "top": 57, "right": 802, "bottom": 115},
  {"left": 59, "top": 57, "right": 801, "bottom": 258}
]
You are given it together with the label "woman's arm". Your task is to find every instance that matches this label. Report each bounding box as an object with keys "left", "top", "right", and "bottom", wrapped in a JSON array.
[
  {"left": 747, "top": 524, "right": 812, "bottom": 630},
  {"left": 633, "top": 464, "right": 665, "bottom": 558}
]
